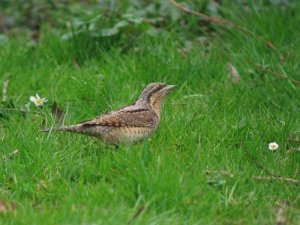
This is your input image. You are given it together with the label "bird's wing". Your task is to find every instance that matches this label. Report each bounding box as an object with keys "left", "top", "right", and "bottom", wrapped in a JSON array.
[{"left": 81, "top": 108, "right": 158, "bottom": 127}]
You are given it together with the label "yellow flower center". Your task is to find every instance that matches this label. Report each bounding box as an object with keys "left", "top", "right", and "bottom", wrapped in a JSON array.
[{"left": 35, "top": 99, "right": 43, "bottom": 105}]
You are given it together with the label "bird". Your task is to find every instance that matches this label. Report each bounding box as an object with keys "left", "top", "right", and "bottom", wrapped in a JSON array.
[{"left": 42, "top": 82, "right": 176, "bottom": 144}]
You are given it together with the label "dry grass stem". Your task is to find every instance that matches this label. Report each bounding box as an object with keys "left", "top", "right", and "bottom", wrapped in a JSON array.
[
  {"left": 254, "top": 64, "right": 300, "bottom": 85},
  {"left": 170, "top": 0, "right": 277, "bottom": 50},
  {"left": 252, "top": 176, "right": 300, "bottom": 185},
  {"left": 2, "top": 80, "right": 9, "bottom": 101},
  {"left": 205, "top": 170, "right": 234, "bottom": 177}
]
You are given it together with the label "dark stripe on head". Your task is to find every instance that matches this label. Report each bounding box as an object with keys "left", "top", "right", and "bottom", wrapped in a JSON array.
[
  {"left": 145, "top": 83, "right": 166, "bottom": 100},
  {"left": 136, "top": 82, "right": 167, "bottom": 104}
]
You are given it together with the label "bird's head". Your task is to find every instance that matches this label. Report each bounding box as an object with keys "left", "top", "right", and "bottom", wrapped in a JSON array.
[{"left": 136, "top": 82, "right": 176, "bottom": 115}]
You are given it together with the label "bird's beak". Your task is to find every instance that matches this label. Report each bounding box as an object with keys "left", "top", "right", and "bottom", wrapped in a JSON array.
[
  {"left": 164, "top": 84, "right": 177, "bottom": 91},
  {"left": 160, "top": 84, "right": 176, "bottom": 96}
]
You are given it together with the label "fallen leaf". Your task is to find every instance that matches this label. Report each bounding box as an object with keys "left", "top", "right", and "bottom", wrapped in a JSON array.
[
  {"left": 279, "top": 54, "right": 284, "bottom": 64},
  {"left": 9, "top": 149, "right": 18, "bottom": 159},
  {"left": 275, "top": 201, "right": 288, "bottom": 225},
  {"left": 228, "top": 63, "right": 241, "bottom": 83},
  {"left": 0, "top": 200, "right": 7, "bottom": 213},
  {"left": 275, "top": 207, "right": 285, "bottom": 225},
  {"left": 267, "top": 42, "right": 276, "bottom": 50},
  {"left": 3, "top": 149, "right": 19, "bottom": 161}
]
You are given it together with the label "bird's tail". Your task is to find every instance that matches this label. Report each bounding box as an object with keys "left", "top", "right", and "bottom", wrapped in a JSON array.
[{"left": 40, "top": 124, "right": 82, "bottom": 133}]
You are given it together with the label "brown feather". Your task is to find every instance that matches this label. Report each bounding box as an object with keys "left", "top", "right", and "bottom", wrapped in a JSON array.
[{"left": 81, "top": 108, "right": 158, "bottom": 128}]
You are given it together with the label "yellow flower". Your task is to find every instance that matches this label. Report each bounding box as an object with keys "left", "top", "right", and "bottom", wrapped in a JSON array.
[
  {"left": 268, "top": 142, "right": 279, "bottom": 151},
  {"left": 30, "top": 94, "right": 48, "bottom": 107}
]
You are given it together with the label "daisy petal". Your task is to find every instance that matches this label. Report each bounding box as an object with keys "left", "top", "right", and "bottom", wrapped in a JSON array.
[
  {"left": 268, "top": 142, "right": 279, "bottom": 151},
  {"left": 30, "top": 96, "right": 36, "bottom": 102}
]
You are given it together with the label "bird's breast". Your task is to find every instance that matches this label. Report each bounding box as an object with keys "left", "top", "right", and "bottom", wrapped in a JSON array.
[{"left": 104, "top": 126, "right": 156, "bottom": 144}]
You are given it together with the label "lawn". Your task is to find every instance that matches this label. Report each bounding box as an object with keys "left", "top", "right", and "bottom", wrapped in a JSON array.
[{"left": 0, "top": 1, "right": 300, "bottom": 224}]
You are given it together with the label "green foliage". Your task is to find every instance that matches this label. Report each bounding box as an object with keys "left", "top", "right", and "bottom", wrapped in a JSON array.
[{"left": 61, "top": 13, "right": 146, "bottom": 40}]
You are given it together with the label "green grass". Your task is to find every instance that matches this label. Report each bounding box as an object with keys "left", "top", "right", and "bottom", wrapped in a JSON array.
[{"left": 1, "top": 2, "right": 300, "bottom": 225}]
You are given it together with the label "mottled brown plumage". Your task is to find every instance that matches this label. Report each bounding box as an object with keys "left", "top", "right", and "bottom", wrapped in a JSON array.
[{"left": 42, "top": 82, "right": 176, "bottom": 144}]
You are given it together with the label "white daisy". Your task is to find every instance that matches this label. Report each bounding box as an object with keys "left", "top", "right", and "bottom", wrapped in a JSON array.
[
  {"left": 268, "top": 142, "right": 279, "bottom": 151},
  {"left": 30, "top": 94, "right": 48, "bottom": 107}
]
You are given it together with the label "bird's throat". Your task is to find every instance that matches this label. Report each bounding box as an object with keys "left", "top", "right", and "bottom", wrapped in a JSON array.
[{"left": 150, "top": 96, "right": 163, "bottom": 116}]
